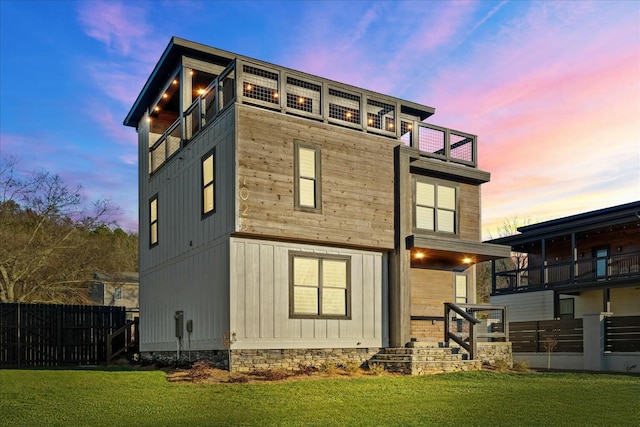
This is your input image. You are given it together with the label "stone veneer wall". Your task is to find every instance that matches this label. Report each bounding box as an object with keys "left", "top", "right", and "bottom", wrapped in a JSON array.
[
  {"left": 142, "top": 348, "right": 381, "bottom": 372},
  {"left": 475, "top": 342, "right": 513, "bottom": 367}
]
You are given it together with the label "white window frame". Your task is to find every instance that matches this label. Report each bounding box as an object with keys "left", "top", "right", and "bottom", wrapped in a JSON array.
[
  {"left": 202, "top": 149, "right": 215, "bottom": 217},
  {"left": 454, "top": 274, "right": 468, "bottom": 304},
  {"left": 149, "top": 194, "right": 158, "bottom": 247}
]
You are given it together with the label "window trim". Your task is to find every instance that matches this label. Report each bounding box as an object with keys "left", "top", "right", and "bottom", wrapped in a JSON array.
[
  {"left": 294, "top": 140, "right": 322, "bottom": 213},
  {"left": 558, "top": 298, "right": 575, "bottom": 320},
  {"left": 149, "top": 194, "right": 158, "bottom": 248},
  {"left": 289, "top": 251, "right": 351, "bottom": 320},
  {"left": 413, "top": 177, "right": 459, "bottom": 235},
  {"left": 201, "top": 148, "right": 216, "bottom": 218}
]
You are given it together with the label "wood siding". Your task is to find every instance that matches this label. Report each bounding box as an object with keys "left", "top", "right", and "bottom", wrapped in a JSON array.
[
  {"left": 235, "top": 105, "right": 396, "bottom": 250},
  {"left": 410, "top": 269, "right": 454, "bottom": 318},
  {"left": 230, "top": 237, "right": 387, "bottom": 349}
]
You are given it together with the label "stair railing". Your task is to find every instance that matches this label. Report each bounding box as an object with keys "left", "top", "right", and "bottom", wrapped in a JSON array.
[
  {"left": 106, "top": 318, "right": 139, "bottom": 364},
  {"left": 444, "top": 303, "right": 509, "bottom": 360}
]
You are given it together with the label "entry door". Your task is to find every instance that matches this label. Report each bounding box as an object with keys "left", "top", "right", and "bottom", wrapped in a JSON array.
[{"left": 594, "top": 248, "right": 609, "bottom": 279}]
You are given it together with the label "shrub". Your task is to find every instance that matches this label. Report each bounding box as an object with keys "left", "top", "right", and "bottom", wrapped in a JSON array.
[
  {"left": 343, "top": 360, "right": 362, "bottom": 374},
  {"left": 512, "top": 360, "right": 530, "bottom": 372},
  {"left": 296, "top": 363, "right": 317, "bottom": 376},
  {"left": 367, "top": 362, "right": 385, "bottom": 376},
  {"left": 492, "top": 359, "right": 510, "bottom": 372},
  {"left": 253, "top": 369, "right": 291, "bottom": 381},
  {"left": 318, "top": 360, "right": 338, "bottom": 374}
]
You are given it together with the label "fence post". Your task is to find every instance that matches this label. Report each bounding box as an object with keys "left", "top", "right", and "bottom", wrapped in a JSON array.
[{"left": 583, "top": 312, "right": 612, "bottom": 371}]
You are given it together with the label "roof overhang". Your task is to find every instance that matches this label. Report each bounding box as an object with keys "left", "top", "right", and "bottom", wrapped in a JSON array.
[{"left": 407, "top": 234, "right": 511, "bottom": 271}]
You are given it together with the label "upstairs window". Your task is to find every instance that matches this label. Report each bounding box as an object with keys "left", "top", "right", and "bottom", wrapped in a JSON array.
[
  {"left": 290, "top": 252, "right": 351, "bottom": 319},
  {"left": 149, "top": 195, "right": 158, "bottom": 247},
  {"left": 202, "top": 150, "right": 215, "bottom": 216},
  {"left": 294, "top": 141, "right": 321, "bottom": 212},
  {"left": 415, "top": 180, "right": 457, "bottom": 234}
]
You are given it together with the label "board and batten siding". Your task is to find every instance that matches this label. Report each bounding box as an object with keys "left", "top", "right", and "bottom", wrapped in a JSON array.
[
  {"left": 138, "top": 107, "right": 236, "bottom": 272},
  {"left": 139, "top": 237, "right": 230, "bottom": 352},
  {"left": 234, "top": 104, "right": 396, "bottom": 250},
  {"left": 491, "top": 291, "right": 555, "bottom": 322},
  {"left": 229, "top": 237, "right": 388, "bottom": 349}
]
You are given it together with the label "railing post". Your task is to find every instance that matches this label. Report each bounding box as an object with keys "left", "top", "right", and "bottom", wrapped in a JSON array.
[
  {"left": 444, "top": 304, "right": 450, "bottom": 345},
  {"left": 470, "top": 321, "right": 477, "bottom": 360}
]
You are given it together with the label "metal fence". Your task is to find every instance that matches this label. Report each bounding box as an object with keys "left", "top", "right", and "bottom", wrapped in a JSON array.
[{"left": 0, "top": 303, "right": 128, "bottom": 368}]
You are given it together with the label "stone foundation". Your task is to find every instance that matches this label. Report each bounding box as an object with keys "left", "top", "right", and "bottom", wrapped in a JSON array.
[
  {"left": 476, "top": 342, "right": 513, "bottom": 368},
  {"left": 141, "top": 347, "right": 381, "bottom": 372}
]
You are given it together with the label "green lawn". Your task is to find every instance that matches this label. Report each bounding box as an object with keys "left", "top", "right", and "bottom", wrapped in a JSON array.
[{"left": 1, "top": 369, "right": 638, "bottom": 426}]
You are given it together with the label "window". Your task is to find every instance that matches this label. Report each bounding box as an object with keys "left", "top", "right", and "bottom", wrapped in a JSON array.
[
  {"left": 294, "top": 142, "right": 321, "bottom": 212},
  {"left": 202, "top": 150, "right": 215, "bottom": 216},
  {"left": 149, "top": 195, "right": 158, "bottom": 247},
  {"left": 559, "top": 298, "right": 574, "bottom": 319},
  {"left": 289, "top": 253, "right": 350, "bottom": 319},
  {"left": 114, "top": 287, "right": 123, "bottom": 300},
  {"left": 415, "top": 179, "right": 457, "bottom": 233},
  {"left": 455, "top": 274, "right": 468, "bottom": 304}
]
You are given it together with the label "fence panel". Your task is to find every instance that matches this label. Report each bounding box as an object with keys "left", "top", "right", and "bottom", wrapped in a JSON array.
[
  {"left": 606, "top": 316, "right": 640, "bottom": 352},
  {"left": 510, "top": 319, "right": 583, "bottom": 353},
  {"left": 0, "top": 303, "right": 127, "bottom": 368}
]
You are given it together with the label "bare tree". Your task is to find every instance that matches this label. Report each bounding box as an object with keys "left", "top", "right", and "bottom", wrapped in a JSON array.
[{"left": 0, "top": 157, "right": 136, "bottom": 304}]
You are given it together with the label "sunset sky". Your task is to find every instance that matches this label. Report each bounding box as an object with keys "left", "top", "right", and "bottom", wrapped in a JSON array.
[{"left": 1, "top": 1, "right": 638, "bottom": 238}]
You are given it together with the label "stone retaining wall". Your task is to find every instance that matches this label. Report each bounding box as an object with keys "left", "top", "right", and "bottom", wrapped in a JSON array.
[{"left": 476, "top": 342, "right": 513, "bottom": 367}]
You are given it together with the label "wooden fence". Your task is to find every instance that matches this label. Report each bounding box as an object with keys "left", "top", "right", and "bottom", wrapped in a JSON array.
[
  {"left": 509, "top": 319, "right": 584, "bottom": 353},
  {"left": 0, "top": 303, "right": 129, "bottom": 368},
  {"left": 605, "top": 316, "right": 640, "bottom": 352},
  {"left": 510, "top": 316, "right": 640, "bottom": 353}
]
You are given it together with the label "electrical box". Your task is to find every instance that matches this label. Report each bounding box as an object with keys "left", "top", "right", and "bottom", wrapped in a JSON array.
[
  {"left": 174, "top": 311, "right": 183, "bottom": 339},
  {"left": 186, "top": 319, "right": 193, "bottom": 333}
]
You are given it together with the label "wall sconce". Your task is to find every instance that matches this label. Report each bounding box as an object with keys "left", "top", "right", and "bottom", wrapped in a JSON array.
[{"left": 617, "top": 246, "right": 622, "bottom": 252}]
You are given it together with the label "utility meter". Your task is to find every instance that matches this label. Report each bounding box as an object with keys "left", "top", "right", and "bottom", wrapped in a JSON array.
[{"left": 174, "top": 311, "right": 184, "bottom": 339}]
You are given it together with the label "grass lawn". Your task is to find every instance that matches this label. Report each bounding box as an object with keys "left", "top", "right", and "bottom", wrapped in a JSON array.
[{"left": 1, "top": 369, "right": 638, "bottom": 426}]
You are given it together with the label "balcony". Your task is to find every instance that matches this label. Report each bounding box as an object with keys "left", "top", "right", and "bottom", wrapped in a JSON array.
[
  {"left": 493, "top": 252, "right": 640, "bottom": 294},
  {"left": 148, "top": 59, "right": 477, "bottom": 175}
]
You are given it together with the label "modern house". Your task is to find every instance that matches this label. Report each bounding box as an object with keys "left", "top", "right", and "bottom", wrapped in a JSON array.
[
  {"left": 123, "top": 37, "right": 509, "bottom": 370},
  {"left": 486, "top": 201, "right": 640, "bottom": 321}
]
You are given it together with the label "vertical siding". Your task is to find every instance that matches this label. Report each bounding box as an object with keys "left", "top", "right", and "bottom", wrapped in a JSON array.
[
  {"left": 230, "top": 237, "right": 386, "bottom": 349},
  {"left": 139, "top": 238, "right": 230, "bottom": 351},
  {"left": 491, "top": 291, "right": 555, "bottom": 322}
]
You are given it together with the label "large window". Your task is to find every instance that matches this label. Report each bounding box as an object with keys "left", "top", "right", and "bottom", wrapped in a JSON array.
[
  {"left": 149, "top": 195, "right": 158, "bottom": 247},
  {"left": 202, "top": 150, "right": 215, "bottom": 216},
  {"left": 294, "top": 141, "right": 321, "bottom": 212},
  {"left": 415, "top": 179, "right": 457, "bottom": 234},
  {"left": 289, "top": 253, "right": 350, "bottom": 319},
  {"left": 559, "top": 298, "right": 574, "bottom": 319}
]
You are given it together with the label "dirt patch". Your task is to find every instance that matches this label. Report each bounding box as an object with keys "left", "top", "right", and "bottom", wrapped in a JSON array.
[{"left": 165, "top": 362, "right": 397, "bottom": 384}]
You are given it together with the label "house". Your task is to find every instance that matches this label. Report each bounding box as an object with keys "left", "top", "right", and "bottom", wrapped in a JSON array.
[
  {"left": 89, "top": 272, "right": 139, "bottom": 320},
  {"left": 123, "top": 37, "right": 509, "bottom": 370},
  {"left": 486, "top": 201, "right": 640, "bottom": 321}
]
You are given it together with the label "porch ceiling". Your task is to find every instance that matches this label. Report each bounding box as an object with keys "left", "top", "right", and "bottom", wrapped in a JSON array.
[{"left": 407, "top": 234, "right": 511, "bottom": 271}]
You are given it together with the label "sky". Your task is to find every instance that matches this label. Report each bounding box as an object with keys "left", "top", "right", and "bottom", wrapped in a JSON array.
[{"left": 1, "top": 0, "right": 639, "bottom": 238}]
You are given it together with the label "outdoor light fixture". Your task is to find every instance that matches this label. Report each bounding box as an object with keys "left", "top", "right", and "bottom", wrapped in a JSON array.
[
  {"left": 198, "top": 88, "right": 206, "bottom": 95},
  {"left": 463, "top": 257, "right": 472, "bottom": 264},
  {"left": 298, "top": 96, "right": 305, "bottom": 103},
  {"left": 407, "top": 124, "right": 412, "bottom": 130},
  {"left": 415, "top": 252, "right": 425, "bottom": 260},
  {"left": 346, "top": 112, "right": 352, "bottom": 119},
  {"left": 172, "top": 79, "right": 178, "bottom": 85},
  {"left": 273, "top": 92, "right": 279, "bottom": 98},
  {"left": 246, "top": 83, "right": 253, "bottom": 91},
  {"left": 162, "top": 93, "right": 168, "bottom": 99}
]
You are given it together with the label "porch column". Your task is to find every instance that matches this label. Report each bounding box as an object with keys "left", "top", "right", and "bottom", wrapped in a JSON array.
[
  {"left": 541, "top": 238, "right": 547, "bottom": 286},
  {"left": 571, "top": 232, "right": 576, "bottom": 283},
  {"left": 583, "top": 312, "right": 611, "bottom": 371}
]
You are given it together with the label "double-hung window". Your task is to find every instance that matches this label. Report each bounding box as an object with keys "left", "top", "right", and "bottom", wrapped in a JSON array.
[
  {"left": 149, "top": 195, "right": 158, "bottom": 247},
  {"left": 294, "top": 141, "right": 321, "bottom": 212},
  {"left": 415, "top": 179, "right": 457, "bottom": 234},
  {"left": 455, "top": 274, "right": 468, "bottom": 304},
  {"left": 202, "top": 149, "right": 215, "bottom": 216},
  {"left": 290, "top": 253, "right": 350, "bottom": 319}
]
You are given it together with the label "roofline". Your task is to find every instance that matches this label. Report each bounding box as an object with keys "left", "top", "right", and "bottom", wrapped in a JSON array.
[
  {"left": 485, "top": 201, "right": 640, "bottom": 245},
  {"left": 124, "top": 37, "right": 436, "bottom": 128}
]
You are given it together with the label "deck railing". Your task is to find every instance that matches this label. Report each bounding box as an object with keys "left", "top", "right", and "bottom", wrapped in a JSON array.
[
  {"left": 444, "top": 303, "right": 508, "bottom": 360},
  {"left": 148, "top": 59, "right": 477, "bottom": 175},
  {"left": 494, "top": 252, "right": 640, "bottom": 293}
]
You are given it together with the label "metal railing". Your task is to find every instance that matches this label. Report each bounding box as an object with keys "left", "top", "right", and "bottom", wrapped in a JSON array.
[
  {"left": 444, "top": 303, "right": 508, "bottom": 360},
  {"left": 148, "top": 58, "right": 478, "bottom": 175},
  {"left": 494, "top": 252, "right": 640, "bottom": 293}
]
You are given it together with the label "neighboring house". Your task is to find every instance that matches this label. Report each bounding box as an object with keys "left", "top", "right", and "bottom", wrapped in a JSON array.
[
  {"left": 123, "top": 37, "right": 509, "bottom": 368},
  {"left": 486, "top": 201, "right": 640, "bottom": 321},
  {"left": 90, "top": 272, "right": 139, "bottom": 319}
]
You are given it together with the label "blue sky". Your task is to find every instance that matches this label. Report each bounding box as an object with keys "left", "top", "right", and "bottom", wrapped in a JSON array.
[{"left": 1, "top": 1, "right": 639, "bottom": 236}]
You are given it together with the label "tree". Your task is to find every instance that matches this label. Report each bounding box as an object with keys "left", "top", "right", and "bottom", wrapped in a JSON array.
[
  {"left": 0, "top": 156, "right": 138, "bottom": 304},
  {"left": 476, "top": 217, "right": 532, "bottom": 302}
]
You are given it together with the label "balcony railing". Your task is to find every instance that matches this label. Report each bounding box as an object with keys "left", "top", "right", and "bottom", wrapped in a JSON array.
[
  {"left": 493, "top": 252, "right": 640, "bottom": 294},
  {"left": 149, "top": 58, "right": 477, "bottom": 175}
]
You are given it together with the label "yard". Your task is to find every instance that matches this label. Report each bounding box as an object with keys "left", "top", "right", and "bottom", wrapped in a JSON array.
[{"left": 1, "top": 368, "right": 638, "bottom": 426}]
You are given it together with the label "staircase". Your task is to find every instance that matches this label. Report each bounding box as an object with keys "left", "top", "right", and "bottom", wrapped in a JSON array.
[{"left": 369, "top": 341, "right": 482, "bottom": 375}]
